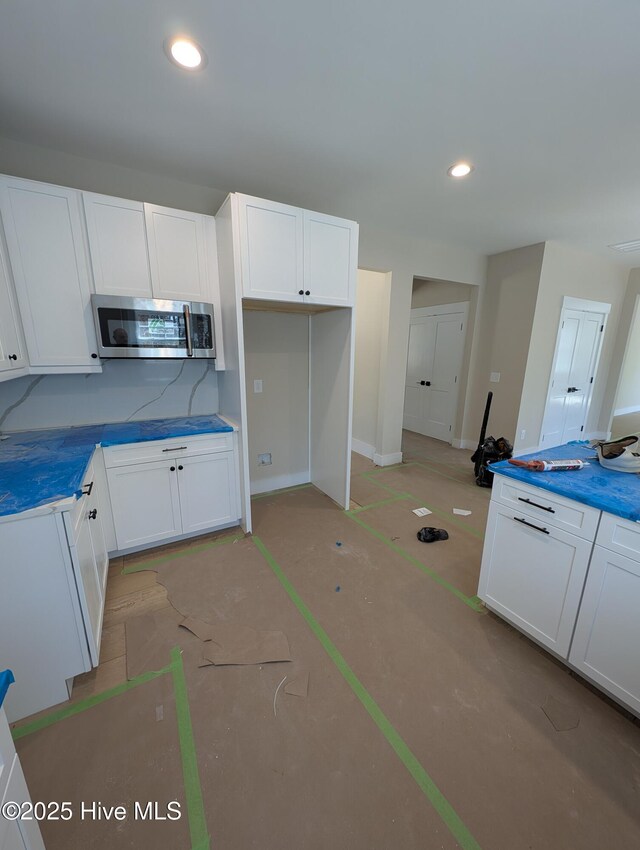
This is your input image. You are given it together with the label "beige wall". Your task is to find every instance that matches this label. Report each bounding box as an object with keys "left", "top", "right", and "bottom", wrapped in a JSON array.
[
  {"left": 516, "top": 242, "right": 630, "bottom": 451},
  {"left": 0, "top": 135, "right": 225, "bottom": 214},
  {"left": 358, "top": 225, "right": 487, "bottom": 460},
  {"left": 614, "top": 292, "right": 640, "bottom": 412},
  {"left": 411, "top": 278, "right": 474, "bottom": 309},
  {"left": 463, "top": 244, "right": 544, "bottom": 447},
  {"left": 242, "top": 310, "right": 309, "bottom": 493},
  {"left": 352, "top": 270, "right": 391, "bottom": 453},
  {"left": 603, "top": 268, "right": 640, "bottom": 430}
]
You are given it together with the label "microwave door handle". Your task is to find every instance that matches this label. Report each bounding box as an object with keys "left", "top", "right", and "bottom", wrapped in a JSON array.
[{"left": 183, "top": 305, "right": 193, "bottom": 357}]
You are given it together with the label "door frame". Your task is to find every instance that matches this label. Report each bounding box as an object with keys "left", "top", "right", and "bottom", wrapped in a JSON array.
[
  {"left": 540, "top": 296, "right": 611, "bottom": 446},
  {"left": 404, "top": 301, "right": 469, "bottom": 443}
]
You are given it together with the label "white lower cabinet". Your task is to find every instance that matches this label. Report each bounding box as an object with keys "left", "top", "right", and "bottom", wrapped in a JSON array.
[
  {"left": 479, "top": 502, "right": 592, "bottom": 658},
  {"left": 569, "top": 544, "right": 640, "bottom": 716},
  {"left": 479, "top": 474, "right": 640, "bottom": 717},
  {"left": 105, "top": 434, "right": 240, "bottom": 552},
  {"left": 0, "top": 709, "right": 45, "bottom": 850}
]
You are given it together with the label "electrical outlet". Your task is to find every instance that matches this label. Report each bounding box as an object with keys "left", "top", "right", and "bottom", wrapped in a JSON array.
[
  {"left": 253, "top": 379, "right": 263, "bottom": 393},
  {"left": 490, "top": 372, "right": 501, "bottom": 383},
  {"left": 258, "top": 452, "right": 272, "bottom": 466},
  {"left": 520, "top": 429, "right": 526, "bottom": 441}
]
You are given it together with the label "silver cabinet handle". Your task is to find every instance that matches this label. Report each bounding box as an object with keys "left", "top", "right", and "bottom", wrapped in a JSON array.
[{"left": 183, "top": 304, "right": 193, "bottom": 357}]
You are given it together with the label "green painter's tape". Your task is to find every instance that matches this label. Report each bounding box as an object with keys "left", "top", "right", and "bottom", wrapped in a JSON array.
[
  {"left": 13, "top": 649, "right": 210, "bottom": 850},
  {"left": 346, "top": 511, "right": 484, "bottom": 612},
  {"left": 11, "top": 662, "right": 174, "bottom": 740},
  {"left": 350, "top": 494, "right": 413, "bottom": 514},
  {"left": 252, "top": 536, "right": 482, "bottom": 850},
  {"left": 123, "top": 532, "right": 245, "bottom": 573},
  {"left": 170, "top": 647, "right": 210, "bottom": 850},
  {"left": 251, "top": 482, "right": 313, "bottom": 500},
  {"left": 362, "top": 470, "right": 485, "bottom": 542}
]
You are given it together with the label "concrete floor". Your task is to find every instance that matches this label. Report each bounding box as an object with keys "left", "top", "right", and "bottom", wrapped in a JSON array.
[{"left": 12, "top": 432, "right": 640, "bottom": 850}]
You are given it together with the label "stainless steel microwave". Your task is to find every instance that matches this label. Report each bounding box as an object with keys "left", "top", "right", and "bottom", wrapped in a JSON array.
[{"left": 91, "top": 295, "right": 216, "bottom": 359}]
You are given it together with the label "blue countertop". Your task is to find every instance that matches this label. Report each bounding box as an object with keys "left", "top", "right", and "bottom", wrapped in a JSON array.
[
  {"left": 0, "top": 670, "right": 14, "bottom": 708},
  {"left": 491, "top": 442, "right": 640, "bottom": 522},
  {"left": 0, "top": 415, "right": 234, "bottom": 518}
]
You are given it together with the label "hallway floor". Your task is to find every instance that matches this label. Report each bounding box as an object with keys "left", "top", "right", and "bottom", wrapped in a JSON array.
[{"left": 11, "top": 432, "right": 640, "bottom": 850}]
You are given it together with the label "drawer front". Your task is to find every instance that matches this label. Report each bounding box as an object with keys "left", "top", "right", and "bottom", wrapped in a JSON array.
[
  {"left": 491, "top": 474, "right": 600, "bottom": 540},
  {"left": 596, "top": 511, "right": 640, "bottom": 560},
  {"left": 479, "top": 501, "right": 593, "bottom": 658},
  {"left": 103, "top": 433, "right": 233, "bottom": 468}
]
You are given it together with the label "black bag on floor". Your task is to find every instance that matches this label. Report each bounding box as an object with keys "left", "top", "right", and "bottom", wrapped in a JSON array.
[{"left": 471, "top": 436, "right": 513, "bottom": 488}]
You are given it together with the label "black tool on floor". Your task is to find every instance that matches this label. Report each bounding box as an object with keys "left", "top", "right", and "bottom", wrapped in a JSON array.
[
  {"left": 470, "top": 391, "right": 513, "bottom": 488},
  {"left": 417, "top": 527, "right": 449, "bottom": 543}
]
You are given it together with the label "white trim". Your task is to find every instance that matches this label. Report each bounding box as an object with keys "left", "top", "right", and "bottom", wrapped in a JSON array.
[
  {"left": 250, "top": 470, "right": 310, "bottom": 496},
  {"left": 410, "top": 302, "right": 469, "bottom": 319},
  {"left": 562, "top": 296, "right": 612, "bottom": 315},
  {"left": 373, "top": 451, "right": 403, "bottom": 467},
  {"left": 539, "top": 298, "right": 609, "bottom": 449},
  {"left": 613, "top": 404, "right": 640, "bottom": 417},
  {"left": 352, "top": 438, "right": 375, "bottom": 459},
  {"left": 452, "top": 438, "right": 477, "bottom": 450}
]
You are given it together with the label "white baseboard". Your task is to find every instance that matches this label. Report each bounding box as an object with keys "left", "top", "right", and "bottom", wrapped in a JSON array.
[
  {"left": 452, "top": 438, "right": 477, "bottom": 450},
  {"left": 613, "top": 405, "right": 640, "bottom": 417},
  {"left": 351, "top": 438, "right": 375, "bottom": 460},
  {"left": 373, "top": 451, "right": 403, "bottom": 467},
  {"left": 250, "top": 470, "right": 310, "bottom": 496}
]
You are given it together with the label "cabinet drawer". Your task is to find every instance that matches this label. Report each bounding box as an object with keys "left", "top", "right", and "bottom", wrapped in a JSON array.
[
  {"left": 478, "top": 501, "right": 593, "bottom": 658},
  {"left": 491, "top": 474, "right": 600, "bottom": 540},
  {"left": 595, "top": 511, "right": 640, "bottom": 560},
  {"left": 103, "top": 433, "right": 233, "bottom": 468}
]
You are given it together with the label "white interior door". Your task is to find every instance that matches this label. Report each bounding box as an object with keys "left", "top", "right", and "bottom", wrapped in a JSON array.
[
  {"left": 403, "top": 305, "right": 467, "bottom": 442},
  {"left": 541, "top": 305, "right": 606, "bottom": 449}
]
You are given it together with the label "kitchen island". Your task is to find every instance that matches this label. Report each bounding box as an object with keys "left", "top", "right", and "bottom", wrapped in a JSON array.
[{"left": 478, "top": 442, "right": 640, "bottom": 717}]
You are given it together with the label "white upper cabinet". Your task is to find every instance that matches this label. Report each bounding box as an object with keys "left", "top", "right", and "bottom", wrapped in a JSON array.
[
  {"left": 144, "top": 203, "right": 209, "bottom": 302},
  {"left": 234, "top": 194, "right": 357, "bottom": 306},
  {"left": 237, "top": 194, "right": 304, "bottom": 301},
  {"left": 83, "top": 192, "right": 153, "bottom": 298},
  {"left": 0, "top": 177, "right": 100, "bottom": 370},
  {"left": 303, "top": 210, "right": 358, "bottom": 306},
  {"left": 0, "top": 237, "right": 27, "bottom": 376}
]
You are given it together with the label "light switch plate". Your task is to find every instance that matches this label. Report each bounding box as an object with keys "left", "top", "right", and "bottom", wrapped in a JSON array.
[
  {"left": 254, "top": 379, "right": 263, "bottom": 393},
  {"left": 490, "top": 372, "right": 501, "bottom": 383}
]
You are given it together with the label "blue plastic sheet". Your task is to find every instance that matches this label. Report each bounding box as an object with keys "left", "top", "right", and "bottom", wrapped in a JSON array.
[
  {"left": 0, "top": 669, "right": 14, "bottom": 708},
  {"left": 0, "top": 415, "right": 233, "bottom": 517},
  {"left": 491, "top": 442, "right": 640, "bottom": 522}
]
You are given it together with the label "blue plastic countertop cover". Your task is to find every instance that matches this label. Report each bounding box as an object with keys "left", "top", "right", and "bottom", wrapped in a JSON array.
[
  {"left": 0, "top": 669, "right": 14, "bottom": 708},
  {"left": 491, "top": 442, "right": 640, "bottom": 522},
  {"left": 0, "top": 415, "right": 233, "bottom": 517}
]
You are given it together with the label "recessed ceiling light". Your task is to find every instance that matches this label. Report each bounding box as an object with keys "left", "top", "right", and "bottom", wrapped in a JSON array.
[
  {"left": 165, "top": 36, "right": 207, "bottom": 70},
  {"left": 447, "top": 162, "right": 473, "bottom": 178}
]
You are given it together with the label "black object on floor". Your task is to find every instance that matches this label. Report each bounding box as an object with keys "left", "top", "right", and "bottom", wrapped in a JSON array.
[
  {"left": 470, "top": 391, "right": 513, "bottom": 488},
  {"left": 417, "top": 527, "right": 449, "bottom": 543}
]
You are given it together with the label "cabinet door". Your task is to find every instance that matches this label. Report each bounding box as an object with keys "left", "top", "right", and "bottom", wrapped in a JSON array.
[
  {"left": 177, "top": 452, "right": 238, "bottom": 534},
  {"left": 83, "top": 192, "right": 152, "bottom": 297},
  {"left": 107, "top": 460, "right": 182, "bottom": 550},
  {"left": 0, "top": 239, "right": 27, "bottom": 373},
  {"left": 478, "top": 502, "right": 592, "bottom": 657},
  {"left": 237, "top": 194, "right": 303, "bottom": 301},
  {"left": 70, "top": 514, "right": 103, "bottom": 666},
  {"left": 144, "top": 203, "right": 208, "bottom": 301},
  {"left": 569, "top": 545, "right": 640, "bottom": 715},
  {"left": 0, "top": 178, "right": 99, "bottom": 368},
  {"left": 303, "top": 210, "right": 357, "bottom": 306},
  {"left": 0, "top": 757, "right": 46, "bottom": 850}
]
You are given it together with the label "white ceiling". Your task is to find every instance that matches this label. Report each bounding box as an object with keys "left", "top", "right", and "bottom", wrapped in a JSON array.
[{"left": 1, "top": 0, "right": 640, "bottom": 266}]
